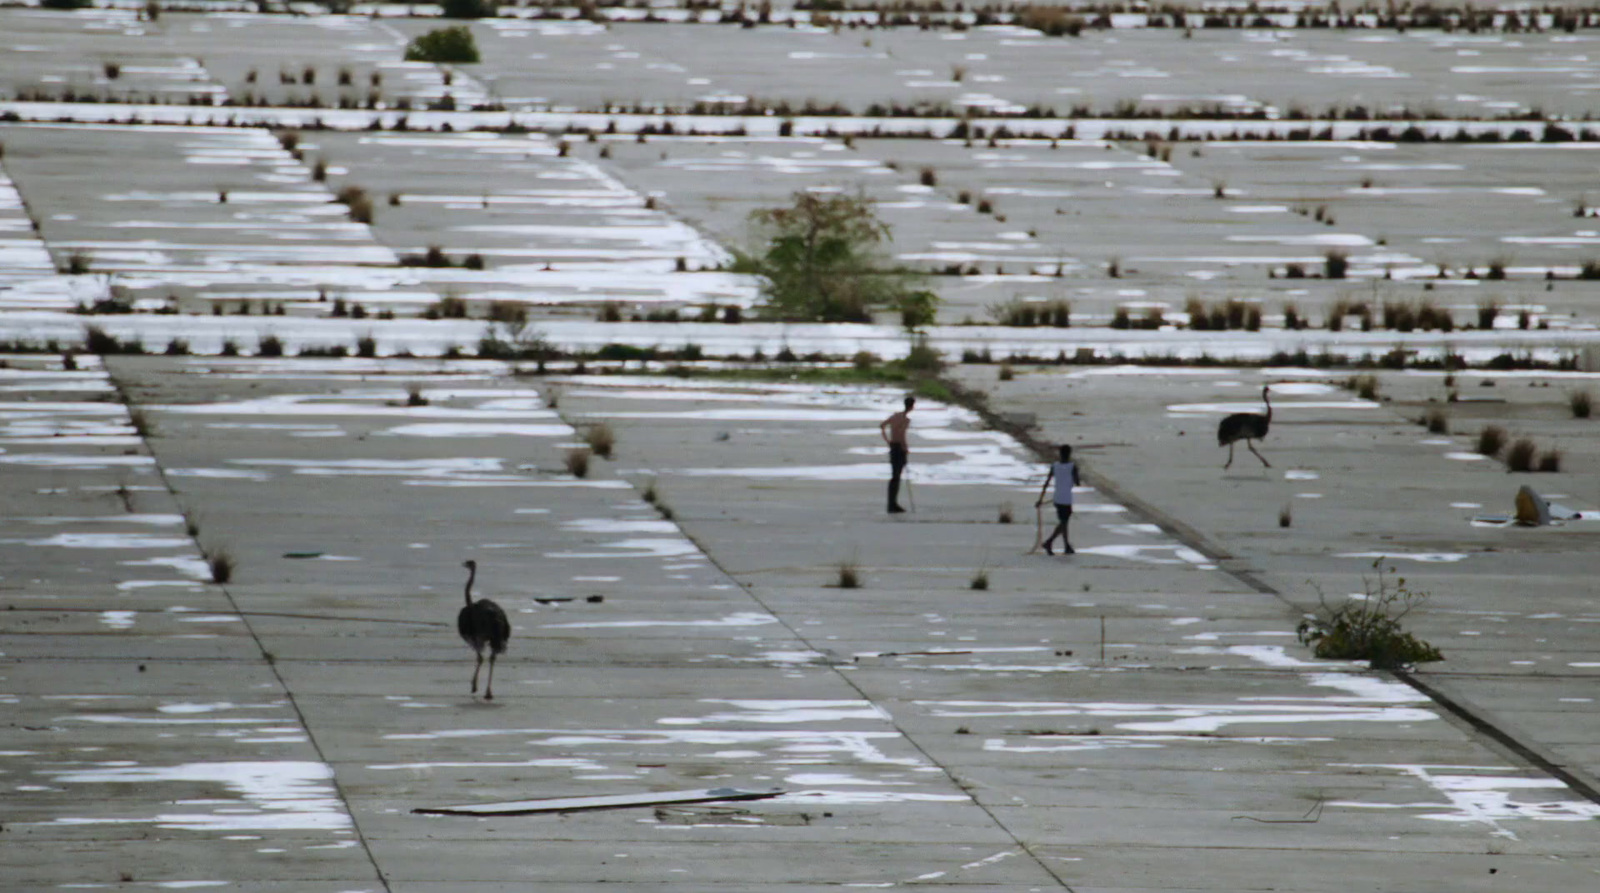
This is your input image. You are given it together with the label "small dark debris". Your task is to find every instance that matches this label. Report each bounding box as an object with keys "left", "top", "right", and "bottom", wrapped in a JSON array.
[
  {"left": 586, "top": 594, "right": 604, "bottom": 603},
  {"left": 283, "top": 551, "right": 324, "bottom": 559}
]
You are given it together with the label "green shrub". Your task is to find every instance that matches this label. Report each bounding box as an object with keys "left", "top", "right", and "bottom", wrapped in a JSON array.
[
  {"left": 1296, "top": 560, "right": 1442, "bottom": 669},
  {"left": 405, "top": 26, "right": 481, "bottom": 64},
  {"left": 902, "top": 337, "right": 943, "bottom": 372},
  {"left": 735, "top": 190, "right": 930, "bottom": 322}
]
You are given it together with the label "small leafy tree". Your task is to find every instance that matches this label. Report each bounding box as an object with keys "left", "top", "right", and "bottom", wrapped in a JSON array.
[
  {"left": 736, "top": 191, "right": 933, "bottom": 323},
  {"left": 405, "top": 26, "right": 481, "bottom": 64},
  {"left": 1296, "top": 559, "right": 1443, "bottom": 669}
]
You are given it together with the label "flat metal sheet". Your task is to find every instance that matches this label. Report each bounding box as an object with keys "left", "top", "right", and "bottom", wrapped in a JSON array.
[{"left": 412, "top": 786, "right": 785, "bottom": 816}]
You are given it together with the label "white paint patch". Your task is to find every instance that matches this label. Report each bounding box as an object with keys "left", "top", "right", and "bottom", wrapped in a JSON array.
[
  {"left": 44, "top": 761, "right": 351, "bottom": 832},
  {"left": 121, "top": 556, "right": 212, "bottom": 580},
  {"left": 1079, "top": 544, "right": 1210, "bottom": 566},
  {"left": 784, "top": 790, "right": 968, "bottom": 804},
  {"left": 100, "top": 611, "right": 137, "bottom": 630},
  {"left": 1168, "top": 400, "right": 1375, "bottom": 415},
  {"left": 1337, "top": 551, "right": 1469, "bottom": 563},
  {"left": 661, "top": 700, "right": 891, "bottom": 726},
  {"left": 16, "top": 533, "right": 192, "bottom": 549},
  {"left": 382, "top": 423, "right": 569, "bottom": 438},
  {"left": 1331, "top": 764, "right": 1600, "bottom": 838},
  {"left": 385, "top": 727, "right": 920, "bottom": 766},
  {"left": 541, "top": 611, "right": 777, "bottom": 629},
  {"left": 168, "top": 467, "right": 273, "bottom": 481},
  {"left": 544, "top": 537, "right": 701, "bottom": 559},
  {"left": 921, "top": 695, "right": 1436, "bottom": 734}
]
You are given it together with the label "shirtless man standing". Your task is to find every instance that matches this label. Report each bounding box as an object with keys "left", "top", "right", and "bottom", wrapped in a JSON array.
[{"left": 879, "top": 395, "right": 914, "bottom": 514}]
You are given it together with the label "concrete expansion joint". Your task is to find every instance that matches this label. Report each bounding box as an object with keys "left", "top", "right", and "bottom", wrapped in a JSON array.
[
  {"left": 1396, "top": 669, "right": 1600, "bottom": 809},
  {"left": 944, "top": 374, "right": 1600, "bottom": 811}
]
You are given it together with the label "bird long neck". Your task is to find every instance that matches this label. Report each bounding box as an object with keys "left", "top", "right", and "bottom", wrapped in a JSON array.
[
  {"left": 464, "top": 564, "right": 476, "bottom": 606},
  {"left": 1262, "top": 389, "right": 1272, "bottom": 421}
]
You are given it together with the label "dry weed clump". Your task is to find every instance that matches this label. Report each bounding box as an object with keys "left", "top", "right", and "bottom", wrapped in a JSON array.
[
  {"left": 583, "top": 422, "right": 616, "bottom": 459},
  {"left": 1477, "top": 425, "right": 1507, "bottom": 457},
  {"left": 1570, "top": 389, "right": 1592, "bottom": 419},
  {"left": 1297, "top": 560, "right": 1442, "bottom": 670},
  {"left": 1505, "top": 436, "right": 1537, "bottom": 470},
  {"left": 1347, "top": 373, "right": 1380, "bottom": 401},
  {"left": 1538, "top": 448, "right": 1563, "bottom": 473},
  {"left": 835, "top": 558, "right": 861, "bottom": 589},
  {"left": 565, "top": 447, "right": 592, "bottom": 478}
]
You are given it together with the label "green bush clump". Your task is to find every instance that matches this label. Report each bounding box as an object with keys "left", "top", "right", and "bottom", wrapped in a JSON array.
[
  {"left": 1296, "top": 560, "right": 1442, "bottom": 669},
  {"left": 405, "top": 26, "right": 481, "bottom": 64},
  {"left": 734, "top": 190, "right": 931, "bottom": 323}
]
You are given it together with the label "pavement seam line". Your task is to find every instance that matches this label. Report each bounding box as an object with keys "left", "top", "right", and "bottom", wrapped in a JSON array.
[
  {"left": 946, "top": 373, "right": 1600, "bottom": 811},
  {"left": 547, "top": 394, "right": 1081, "bottom": 891},
  {"left": 105, "top": 357, "right": 396, "bottom": 893}
]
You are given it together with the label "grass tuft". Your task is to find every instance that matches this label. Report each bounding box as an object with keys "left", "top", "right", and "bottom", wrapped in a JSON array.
[
  {"left": 583, "top": 422, "right": 616, "bottom": 458},
  {"left": 969, "top": 568, "right": 990, "bottom": 591},
  {"left": 128, "top": 408, "right": 153, "bottom": 439},
  {"left": 1538, "top": 448, "right": 1562, "bottom": 473},
  {"left": 1477, "top": 425, "right": 1507, "bottom": 457},
  {"left": 1505, "top": 436, "right": 1537, "bottom": 471},
  {"left": 1570, "top": 389, "right": 1593, "bottom": 419},
  {"left": 835, "top": 559, "right": 861, "bottom": 589},
  {"left": 1422, "top": 407, "right": 1449, "bottom": 434},
  {"left": 1278, "top": 503, "right": 1292, "bottom": 528},
  {"left": 997, "top": 503, "right": 1013, "bottom": 524},
  {"left": 565, "top": 447, "right": 592, "bottom": 478},
  {"left": 207, "top": 548, "right": 234, "bottom": 584},
  {"left": 1347, "top": 373, "right": 1379, "bottom": 401}
]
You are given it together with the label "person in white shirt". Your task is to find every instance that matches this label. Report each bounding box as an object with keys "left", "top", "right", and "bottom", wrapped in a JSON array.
[{"left": 1036, "top": 444, "right": 1082, "bottom": 556}]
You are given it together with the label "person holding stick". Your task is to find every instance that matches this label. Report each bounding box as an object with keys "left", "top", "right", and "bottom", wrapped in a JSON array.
[
  {"left": 879, "top": 395, "right": 914, "bottom": 514},
  {"left": 1036, "top": 444, "right": 1081, "bottom": 555}
]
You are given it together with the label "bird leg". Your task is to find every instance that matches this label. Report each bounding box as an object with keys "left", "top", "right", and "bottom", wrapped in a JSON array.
[
  {"left": 1223, "top": 442, "right": 1235, "bottom": 469},
  {"left": 484, "top": 653, "right": 496, "bottom": 701},
  {"left": 470, "top": 651, "right": 483, "bottom": 694},
  {"left": 1247, "top": 439, "right": 1271, "bottom": 468}
]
